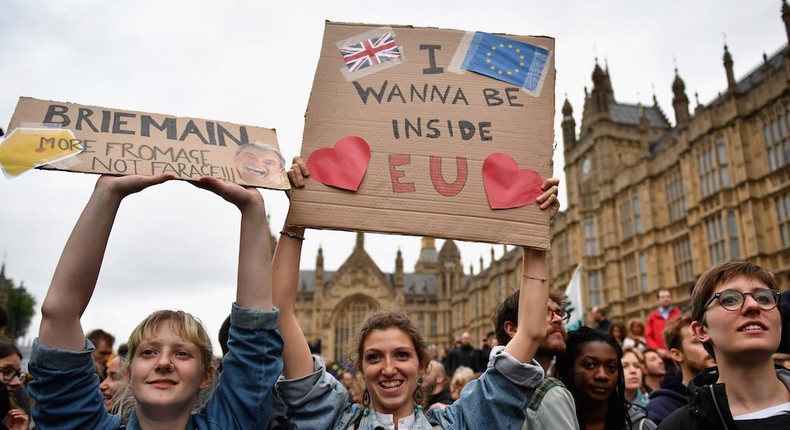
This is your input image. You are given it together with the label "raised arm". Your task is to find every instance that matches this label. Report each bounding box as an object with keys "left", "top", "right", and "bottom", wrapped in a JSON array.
[
  {"left": 502, "top": 176, "right": 558, "bottom": 363},
  {"left": 195, "top": 176, "right": 272, "bottom": 310},
  {"left": 38, "top": 174, "right": 173, "bottom": 351},
  {"left": 272, "top": 158, "right": 315, "bottom": 378}
]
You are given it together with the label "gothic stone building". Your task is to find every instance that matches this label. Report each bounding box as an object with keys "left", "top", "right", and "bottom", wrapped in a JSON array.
[
  {"left": 295, "top": 5, "right": 790, "bottom": 359},
  {"left": 550, "top": 4, "right": 790, "bottom": 322}
]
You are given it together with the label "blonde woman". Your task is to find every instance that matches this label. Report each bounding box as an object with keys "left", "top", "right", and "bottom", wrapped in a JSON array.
[{"left": 28, "top": 175, "right": 283, "bottom": 429}]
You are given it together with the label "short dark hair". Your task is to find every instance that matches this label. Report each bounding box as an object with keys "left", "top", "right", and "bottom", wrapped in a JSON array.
[
  {"left": 663, "top": 312, "right": 693, "bottom": 352},
  {"left": 0, "top": 338, "right": 21, "bottom": 361},
  {"left": 493, "top": 289, "right": 564, "bottom": 346},
  {"left": 218, "top": 315, "right": 231, "bottom": 357},
  {"left": 86, "top": 329, "right": 115, "bottom": 347},
  {"left": 690, "top": 261, "right": 779, "bottom": 358}
]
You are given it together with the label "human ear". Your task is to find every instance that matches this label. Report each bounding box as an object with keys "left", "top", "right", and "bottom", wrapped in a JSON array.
[
  {"left": 668, "top": 348, "right": 684, "bottom": 364},
  {"left": 690, "top": 321, "right": 709, "bottom": 344},
  {"left": 504, "top": 321, "right": 518, "bottom": 340},
  {"left": 200, "top": 363, "right": 215, "bottom": 390}
]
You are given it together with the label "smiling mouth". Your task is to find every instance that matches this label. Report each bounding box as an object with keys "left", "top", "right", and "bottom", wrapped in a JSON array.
[
  {"left": 244, "top": 166, "right": 268, "bottom": 177},
  {"left": 379, "top": 380, "right": 404, "bottom": 389},
  {"left": 738, "top": 323, "right": 767, "bottom": 332}
]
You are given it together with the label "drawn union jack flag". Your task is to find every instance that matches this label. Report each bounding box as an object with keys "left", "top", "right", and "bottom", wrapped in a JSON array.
[{"left": 340, "top": 32, "right": 401, "bottom": 72}]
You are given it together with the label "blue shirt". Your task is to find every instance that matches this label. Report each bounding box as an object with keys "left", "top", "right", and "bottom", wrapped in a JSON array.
[{"left": 28, "top": 303, "right": 283, "bottom": 430}]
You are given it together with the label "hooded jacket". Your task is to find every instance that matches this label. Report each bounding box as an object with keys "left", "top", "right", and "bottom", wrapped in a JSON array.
[
  {"left": 657, "top": 367, "right": 790, "bottom": 430},
  {"left": 645, "top": 373, "right": 688, "bottom": 425}
]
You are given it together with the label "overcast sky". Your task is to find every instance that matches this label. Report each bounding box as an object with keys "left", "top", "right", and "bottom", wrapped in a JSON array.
[{"left": 1, "top": 1, "right": 784, "bottom": 354}]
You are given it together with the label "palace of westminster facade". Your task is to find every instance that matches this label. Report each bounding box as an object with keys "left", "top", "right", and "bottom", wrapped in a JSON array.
[{"left": 291, "top": 6, "right": 790, "bottom": 361}]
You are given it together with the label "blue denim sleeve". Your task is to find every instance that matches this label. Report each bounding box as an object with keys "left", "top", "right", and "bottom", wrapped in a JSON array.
[
  {"left": 429, "top": 346, "right": 544, "bottom": 430},
  {"left": 28, "top": 339, "right": 122, "bottom": 430},
  {"left": 201, "top": 303, "right": 283, "bottom": 429},
  {"left": 276, "top": 355, "right": 361, "bottom": 430}
]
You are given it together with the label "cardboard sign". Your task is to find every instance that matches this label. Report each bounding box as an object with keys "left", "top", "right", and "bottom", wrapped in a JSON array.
[
  {"left": 2, "top": 97, "right": 289, "bottom": 189},
  {"left": 288, "top": 22, "right": 555, "bottom": 249}
]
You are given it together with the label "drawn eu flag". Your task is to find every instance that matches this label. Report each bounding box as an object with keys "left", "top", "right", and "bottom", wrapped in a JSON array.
[{"left": 461, "top": 32, "right": 550, "bottom": 93}]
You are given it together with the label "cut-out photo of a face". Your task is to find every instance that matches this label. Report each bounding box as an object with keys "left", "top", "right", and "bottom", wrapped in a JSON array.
[{"left": 233, "top": 142, "right": 287, "bottom": 187}]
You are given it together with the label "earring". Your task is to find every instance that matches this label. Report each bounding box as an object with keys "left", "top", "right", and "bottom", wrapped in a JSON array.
[
  {"left": 413, "top": 378, "right": 424, "bottom": 412},
  {"left": 362, "top": 388, "right": 371, "bottom": 416}
]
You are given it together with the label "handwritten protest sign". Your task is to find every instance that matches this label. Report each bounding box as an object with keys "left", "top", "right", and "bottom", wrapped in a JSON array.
[
  {"left": 288, "top": 22, "right": 556, "bottom": 249},
  {"left": 2, "top": 97, "right": 289, "bottom": 189}
]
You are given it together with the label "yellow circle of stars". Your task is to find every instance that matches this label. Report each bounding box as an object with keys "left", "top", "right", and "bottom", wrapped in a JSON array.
[{"left": 487, "top": 43, "right": 526, "bottom": 76}]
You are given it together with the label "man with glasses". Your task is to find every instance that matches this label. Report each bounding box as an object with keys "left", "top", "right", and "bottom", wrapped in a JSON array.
[
  {"left": 659, "top": 261, "right": 790, "bottom": 429},
  {"left": 494, "top": 289, "right": 579, "bottom": 430}
]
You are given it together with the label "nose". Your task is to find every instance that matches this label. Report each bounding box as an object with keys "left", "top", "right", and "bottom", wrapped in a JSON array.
[
  {"left": 156, "top": 354, "right": 174, "bottom": 373},
  {"left": 7, "top": 374, "right": 21, "bottom": 389},
  {"left": 593, "top": 365, "right": 609, "bottom": 381},
  {"left": 381, "top": 357, "right": 397, "bottom": 377},
  {"left": 741, "top": 293, "right": 762, "bottom": 313}
]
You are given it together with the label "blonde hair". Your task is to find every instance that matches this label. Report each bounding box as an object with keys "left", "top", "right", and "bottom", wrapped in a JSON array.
[
  {"left": 449, "top": 366, "right": 476, "bottom": 399},
  {"left": 111, "top": 310, "right": 216, "bottom": 422}
]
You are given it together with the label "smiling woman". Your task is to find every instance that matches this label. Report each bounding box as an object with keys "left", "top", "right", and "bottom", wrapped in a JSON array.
[
  {"left": 272, "top": 157, "right": 561, "bottom": 430},
  {"left": 26, "top": 174, "right": 283, "bottom": 430}
]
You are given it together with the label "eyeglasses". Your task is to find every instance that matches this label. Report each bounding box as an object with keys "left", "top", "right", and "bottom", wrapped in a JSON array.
[
  {"left": 547, "top": 307, "right": 571, "bottom": 324},
  {"left": 0, "top": 365, "right": 23, "bottom": 382},
  {"left": 704, "top": 288, "right": 781, "bottom": 312}
]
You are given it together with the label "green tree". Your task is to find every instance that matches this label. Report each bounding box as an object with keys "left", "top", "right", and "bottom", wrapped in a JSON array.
[{"left": 6, "top": 281, "right": 36, "bottom": 341}]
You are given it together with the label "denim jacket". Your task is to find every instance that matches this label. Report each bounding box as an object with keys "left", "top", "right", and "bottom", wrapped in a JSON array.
[
  {"left": 28, "top": 303, "right": 283, "bottom": 430},
  {"left": 277, "top": 345, "right": 544, "bottom": 430}
]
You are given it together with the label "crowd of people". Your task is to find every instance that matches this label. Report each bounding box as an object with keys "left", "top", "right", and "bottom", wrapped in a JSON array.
[{"left": 3, "top": 157, "right": 790, "bottom": 429}]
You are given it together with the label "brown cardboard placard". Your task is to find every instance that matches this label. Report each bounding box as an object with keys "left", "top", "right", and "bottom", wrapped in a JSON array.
[
  {"left": 288, "top": 22, "right": 555, "bottom": 249},
  {"left": 2, "top": 97, "right": 289, "bottom": 189}
]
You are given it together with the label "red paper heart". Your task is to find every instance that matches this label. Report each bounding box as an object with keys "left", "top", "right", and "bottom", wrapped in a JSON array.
[
  {"left": 306, "top": 136, "right": 371, "bottom": 191},
  {"left": 482, "top": 153, "right": 543, "bottom": 209}
]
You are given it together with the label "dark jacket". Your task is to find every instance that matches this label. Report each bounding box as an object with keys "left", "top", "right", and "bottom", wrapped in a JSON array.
[
  {"left": 646, "top": 373, "right": 687, "bottom": 425},
  {"left": 446, "top": 344, "right": 482, "bottom": 374},
  {"left": 629, "top": 404, "right": 657, "bottom": 430},
  {"left": 427, "top": 388, "right": 454, "bottom": 407},
  {"left": 658, "top": 366, "right": 790, "bottom": 429}
]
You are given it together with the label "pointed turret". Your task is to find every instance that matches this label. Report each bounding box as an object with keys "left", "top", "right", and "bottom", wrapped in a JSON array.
[
  {"left": 562, "top": 96, "right": 577, "bottom": 148},
  {"left": 590, "top": 60, "right": 614, "bottom": 114},
  {"left": 723, "top": 45, "right": 737, "bottom": 92},
  {"left": 355, "top": 232, "right": 364, "bottom": 251},
  {"left": 672, "top": 68, "right": 690, "bottom": 127},
  {"left": 438, "top": 239, "right": 462, "bottom": 299},
  {"left": 395, "top": 248, "right": 404, "bottom": 286}
]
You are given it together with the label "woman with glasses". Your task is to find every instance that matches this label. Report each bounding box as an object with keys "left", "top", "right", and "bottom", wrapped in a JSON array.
[
  {"left": 659, "top": 261, "right": 790, "bottom": 429},
  {"left": 0, "top": 339, "right": 27, "bottom": 430}
]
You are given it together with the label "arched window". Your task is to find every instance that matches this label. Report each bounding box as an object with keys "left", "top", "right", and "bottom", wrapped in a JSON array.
[{"left": 333, "top": 296, "right": 378, "bottom": 360}]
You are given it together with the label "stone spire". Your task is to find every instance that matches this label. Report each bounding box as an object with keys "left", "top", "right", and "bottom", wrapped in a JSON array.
[
  {"left": 672, "top": 68, "right": 690, "bottom": 127},
  {"left": 562, "top": 96, "right": 577, "bottom": 147},
  {"left": 355, "top": 232, "right": 364, "bottom": 251},
  {"left": 723, "top": 44, "right": 737, "bottom": 92}
]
